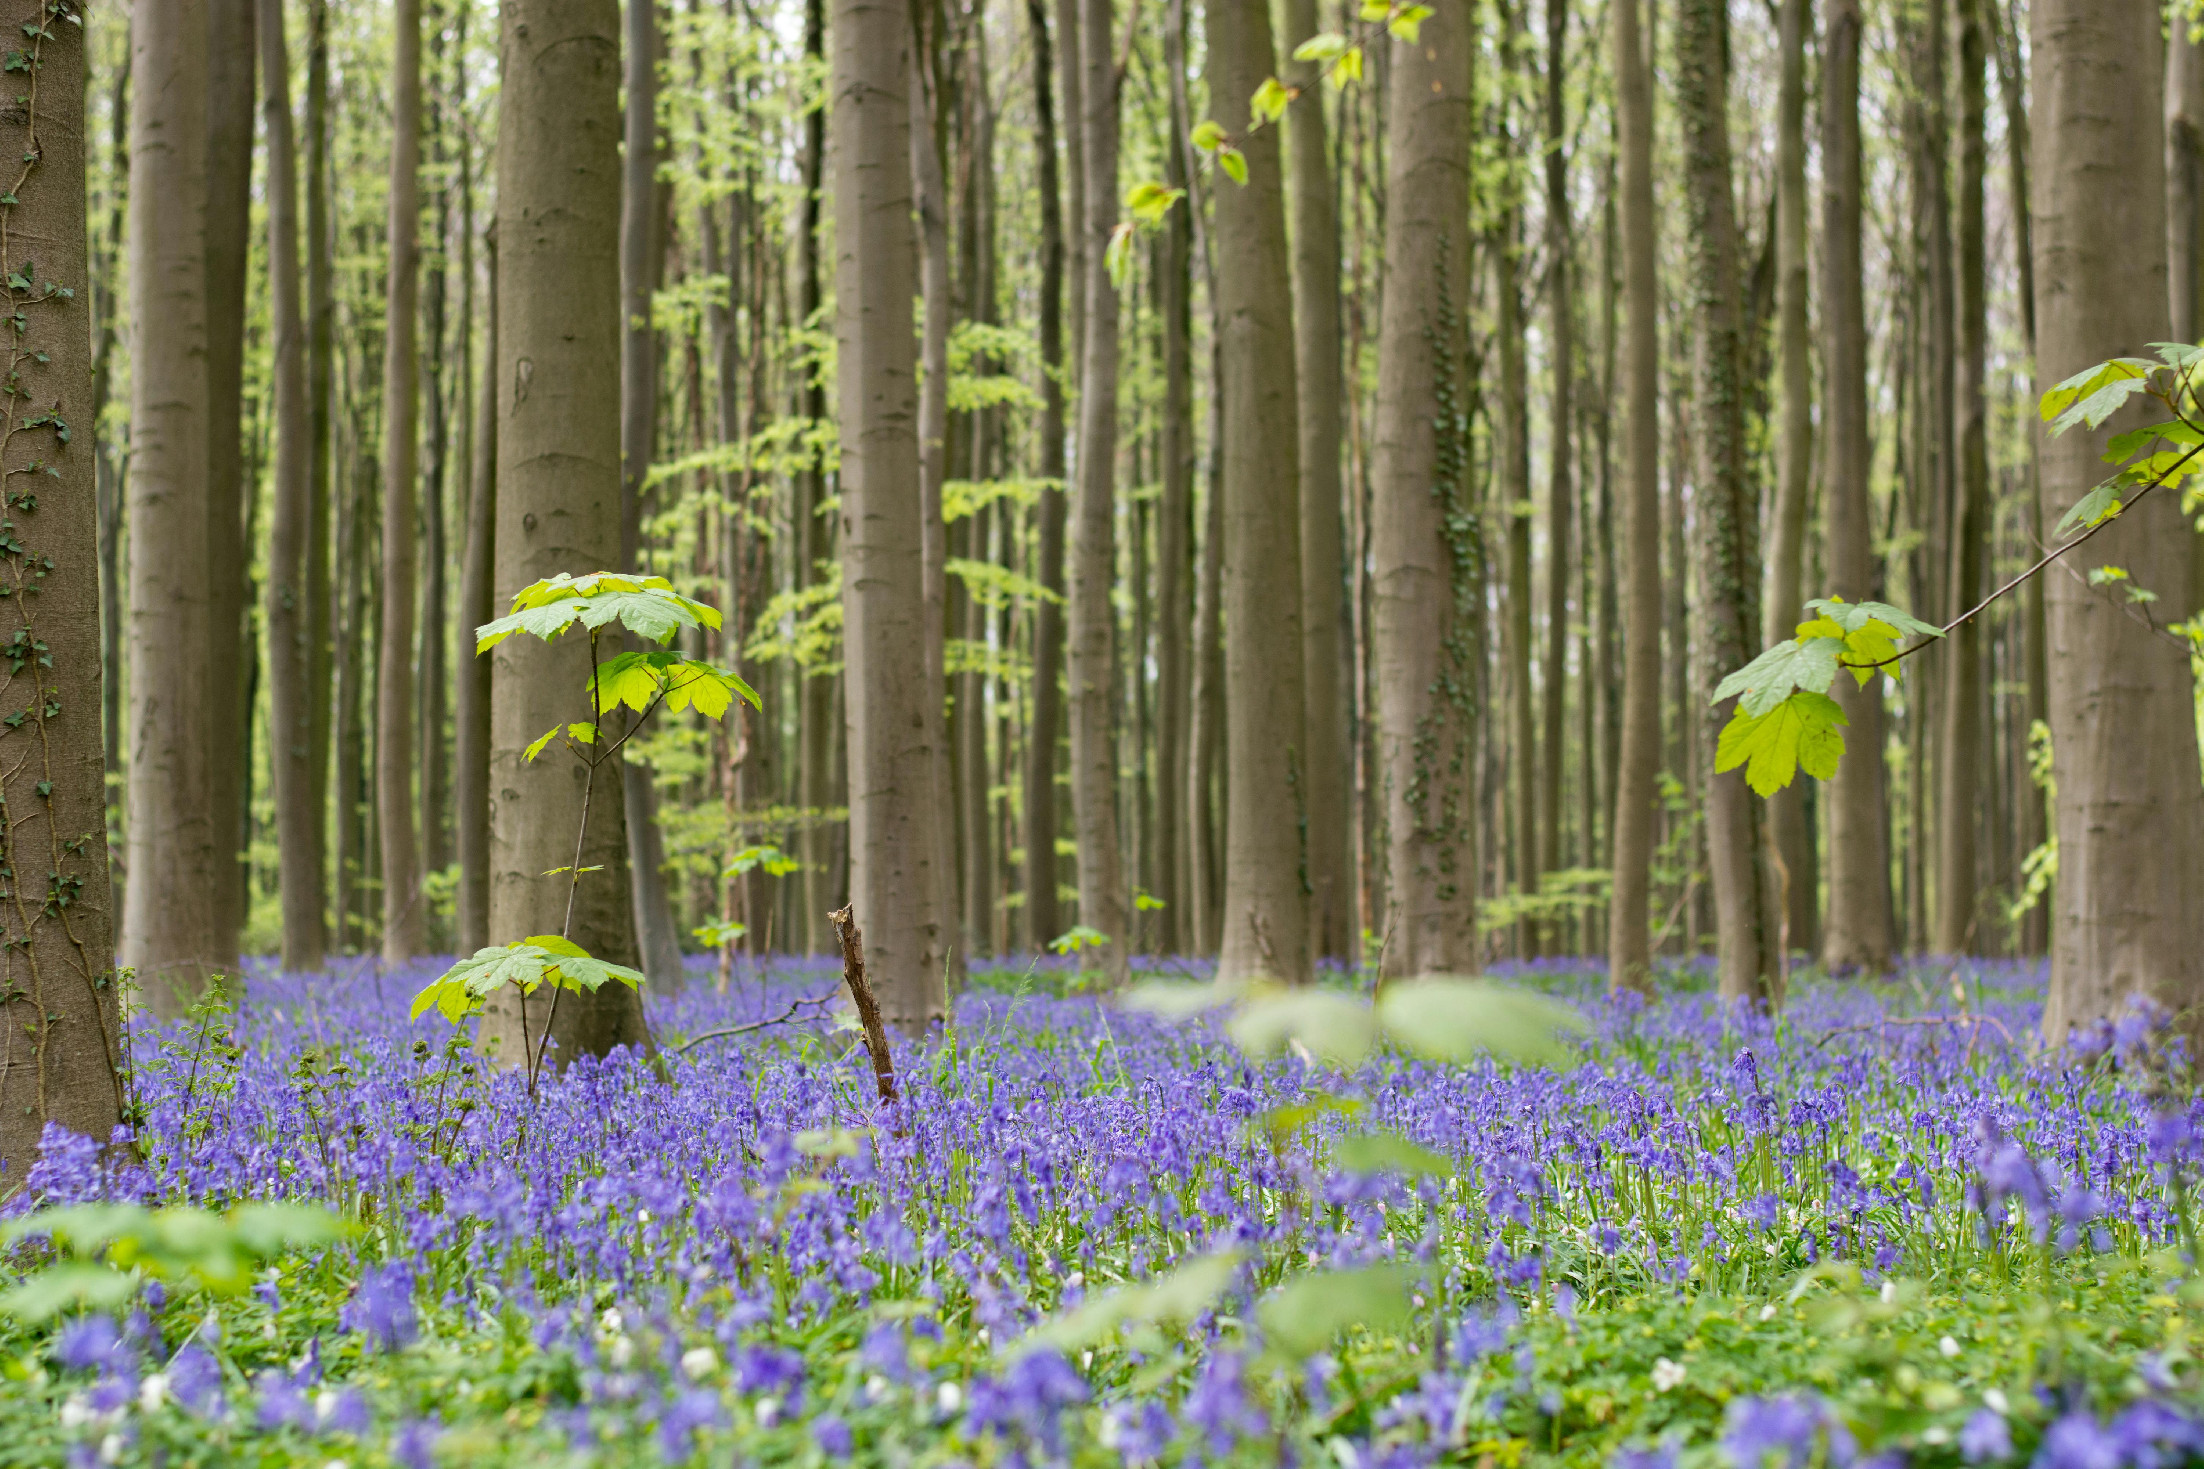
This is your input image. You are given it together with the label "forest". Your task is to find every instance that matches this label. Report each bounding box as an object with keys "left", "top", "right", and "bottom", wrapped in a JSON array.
[{"left": 0, "top": 0, "right": 2202, "bottom": 1463}]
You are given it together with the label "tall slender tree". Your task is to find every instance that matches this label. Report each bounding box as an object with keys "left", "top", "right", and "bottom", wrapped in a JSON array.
[
  {"left": 832, "top": 0, "right": 946, "bottom": 1024},
  {"left": 263, "top": 0, "right": 326, "bottom": 971},
  {"left": 1209, "top": 0, "right": 1309, "bottom": 985},
  {"left": 1820, "top": 0, "right": 1896, "bottom": 973},
  {"left": 1539, "top": 0, "right": 1574, "bottom": 909},
  {"left": 795, "top": 0, "right": 835, "bottom": 951},
  {"left": 1607, "top": 0, "right": 1661, "bottom": 993},
  {"left": 1675, "top": 0, "right": 1776, "bottom": 1001},
  {"left": 2031, "top": 0, "right": 2204, "bottom": 1039},
  {"left": 480, "top": 0, "right": 650, "bottom": 1067},
  {"left": 305, "top": 0, "right": 335, "bottom": 942},
  {"left": 1494, "top": 0, "right": 1537, "bottom": 954},
  {"left": 1021, "top": 0, "right": 1067, "bottom": 953},
  {"left": 457, "top": 230, "right": 496, "bottom": 953},
  {"left": 1279, "top": 0, "right": 1350, "bottom": 962},
  {"left": 1372, "top": 2, "right": 1477, "bottom": 977},
  {"left": 1069, "top": 0, "right": 1130, "bottom": 981},
  {"left": 0, "top": 0, "right": 124, "bottom": 1194},
  {"left": 122, "top": 0, "right": 218, "bottom": 1015},
  {"left": 379, "top": 0, "right": 426, "bottom": 964}
]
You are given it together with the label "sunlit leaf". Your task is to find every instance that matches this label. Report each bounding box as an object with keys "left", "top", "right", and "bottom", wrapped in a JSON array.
[
  {"left": 1250, "top": 76, "right": 1292, "bottom": 126},
  {"left": 1331, "top": 1130, "right": 1452, "bottom": 1178},
  {"left": 1226, "top": 986, "right": 1377, "bottom": 1068},
  {"left": 1714, "top": 689, "right": 1849, "bottom": 797},
  {"left": 1217, "top": 148, "right": 1248, "bottom": 186},
  {"left": 1013, "top": 1249, "right": 1245, "bottom": 1357},
  {"left": 1711, "top": 636, "right": 1841, "bottom": 717},
  {"left": 1327, "top": 46, "right": 1365, "bottom": 85},
  {"left": 2054, "top": 480, "right": 2125, "bottom": 536},
  {"left": 1387, "top": 3, "right": 1433, "bottom": 41},
  {"left": 1189, "top": 119, "right": 1227, "bottom": 152},
  {"left": 1257, "top": 1262, "right": 1420, "bottom": 1361},
  {"left": 1374, "top": 977, "right": 1587, "bottom": 1066},
  {"left": 1291, "top": 30, "right": 1349, "bottom": 61}
]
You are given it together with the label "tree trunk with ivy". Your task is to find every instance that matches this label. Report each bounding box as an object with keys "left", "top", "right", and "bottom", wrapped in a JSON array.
[
  {"left": 1675, "top": 0, "right": 1778, "bottom": 1002},
  {"left": 2032, "top": 0, "right": 2204, "bottom": 1039},
  {"left": 121, "top": 0, "right": 220, "bottom": 1016},
  {"left": 832, "top": 0, "right": 946, "bottom": 1028},
  {"left": 479, "top": 0, "right": 650, "bottom": 1070},
  {"left": 1372, "top": 8, "right": 1477, "bottom": 978},
  {"left": 261, "top": 0, "right": 325, "bottom": 973},
  {"left": 1209, "top": 0, "right": 1309, "bottom": 986},
  {"left": 0, "top": 0, "right": 124, "bottom": 1194}
]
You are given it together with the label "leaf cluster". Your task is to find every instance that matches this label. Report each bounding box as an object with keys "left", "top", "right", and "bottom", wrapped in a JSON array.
[
  {"left": 0, "top": 1202, "right": 349, "bottom": 1320},
  {"left": 409, "top": 935, "right": 646, "bottom": 1024}
]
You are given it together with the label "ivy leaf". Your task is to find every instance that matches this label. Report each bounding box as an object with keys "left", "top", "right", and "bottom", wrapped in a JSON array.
[
  {"left": 1189, "top": 119, "right": 1227, "bottom": 152},
  {"left": 1250, "top": 76, "right": 1293, "bottom": 126},
  {"left": 1712, "top": 636, "right": 1842, "bottom": 718},
  {"left": 1217, "top": 147, "right": 1249, "bottom": 186},
  {"left": 1714, "top": 690, "right": 1849, "bottom": 797}
]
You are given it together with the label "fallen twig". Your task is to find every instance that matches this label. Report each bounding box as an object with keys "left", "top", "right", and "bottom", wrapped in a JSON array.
[
  {"left": 1813, "top": 1012, "right": 2016, "bottom": 1053},
  {"left": 830, "top": 904, "right": 899, "bottom": 1107},
  {"left": 668, "top": 992, "right": 837, "bottom": 1055}
]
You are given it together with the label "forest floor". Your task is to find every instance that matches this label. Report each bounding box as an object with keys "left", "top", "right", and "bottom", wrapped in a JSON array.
[{"left": 0, "top": 952, "right": 2199, "bottom": 1467}]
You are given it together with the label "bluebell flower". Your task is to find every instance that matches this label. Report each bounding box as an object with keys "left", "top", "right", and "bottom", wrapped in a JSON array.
[
  {"left": 2033, "top": 1411, "right": 2118, "bottom": 1469},
  {"left": 656, "top": 1387, "right": 724, "bottom": 1460},
  {"left": 339, "top": 1260, "right": 418, "bottom": 1351},
  {"left": 812, "top": 1413, "right": 855, "bottom": 1458}
]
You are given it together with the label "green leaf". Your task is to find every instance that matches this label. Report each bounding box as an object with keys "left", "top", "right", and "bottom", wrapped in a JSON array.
[
  {"left": 1189, "top": 119, "right": 1227, "bottom": 152},
  {"left": 1217, "top": 148, "right": 1248, "bottom": 186},
  {"left": 523, "top": 725, "right": 565, "bottom": 763},
  {"left": 1048, "top": 923, "right": 1112, "bottom": 955},
  {"left": 1125, "top": 180, "right": 1184, "bottom": 225},
  {"left": 1802, "top": 596, "right": 1942, "bottom": 641},
  {"left": 476, "top": 572, "right": 721, "bottom": 652},
  {"left": 0, "top": 1263, "right": 135, "bottom": 1320},
  {"left": 1711, "top": 636, "right": 1842, "bottom": 717},
  {"left": 1359, "top": 0, "right": 1390, "bottom": 17},
  {"left": 2054, "top": 480, "right": 2125, "bottom": 536},
  {"left": 2151, "top": 341, "right": 2204, "bottom": 370},
  {"left": 1104, "top": 221, "right": 1136, "bottom": 287},
  {"left": 1250, "top": 76, "right": 1292, "bottom": 126},
  {"left": 1714, "top": 689, "right": 1849, "bottom": 797},
  {"left": 1387, "top": 3, "right": 1433, "bottom": 41},
  {"left": 2040, "top": 359, "right": 2156, "bottom": 434},
  {"left": 1291, "top": 30, "right": 1349, "bottom": 61},
  {"left": 1327, "top": 46, "right": 1365, "bottom": 86},
  {"left": 592, "top": 650, "right": 759, "bottom": 720},
  {"left": 1257, "top": 1263, "right": 1421, "bottom": 1361},
  {"left": 1373, "top": 977, "right": 1587, "bottom": 1066},
  {"left": 1013, "top": 1249, "right": 1245, "bottom": 1357},
  {"left": 1118, "top": 980, "right": 1240, "bottom": 1019},
  {"left": 1247, "top": 1095, "right": 1367, "bottom": 1149},
  {"left": 1331, "top": 1130, "right": 1452, "bottom": 1178},
  {"left": 1226, "top": 986, "right": 1378, "bottom": 1068}
]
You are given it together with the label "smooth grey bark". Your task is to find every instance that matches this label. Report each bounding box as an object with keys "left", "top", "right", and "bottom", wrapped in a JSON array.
[
  {"left": 1608, "top": 0, "right": 1660, "bottom": 993},
  {"left": 832, "top": 0, "right": 947, "bottom": 1025},
  {"left": 262, "top": 0, "right": 326, "bottom": 972},
  {"left": 480, "top": 0, "right": 651, "bottom": 1069},
  {"left": 1765, "top": 0, "right": 1814, "bottom": 957},
  {"left": 796, "top": 0, "right": 834, "bottom": 951},
  {"left": 1494, "top": 0, "right": 1537, "bottom": 956},
  {"left": 1372, "top": 9, "right": 1477, "bottom": 977},
  {"left": 1209, "top": 0, "right": 1310, "bottom": 985},
  {"left": 379, "top": 0, "right": 425, "bottom": 964},
  {"left": 2171, "top": 5, "right": 2204, "bottom": 344},
  {"left": 0, "top": 0, "right": 124, "bottom": 1194},
  {"left": 1675, "top": 0, "right": 1777, "bottom": 1002},
  {"left": 1539, "top": 0, "right": 1573, "bottom": 909},
  {"left": 1819, "top": 0, "right": 1896, "bottom": 973},
  {"left": 619, "top": 0, "right": 685, "bottom": 987},
  {"left": 2032, "top": 0, "right": 2204, "bottom": 1040},
  {"left": 457, "top": 229, "right": 496, "bottom": 954},
  {"left": 205, "top": 0, "right": 251, "bottom": 971},
  {"left": 1020, "top": 0, "right": 1067, "bottom": 952},
  {"left": 1279, "top": 0, "right": 1351, "bottom": 962},
  {"left": 1152, "top": 0, "right": 1193, "bottom": 955},
  {"left": 1935, "top": 0, "right": 1987, "bottom": 957},
  {"left": 122, "top": 0, "right": 219, "bottom": 1015},
  {"left": 305, "top": 0, "right": 334, "bottom": 949}
]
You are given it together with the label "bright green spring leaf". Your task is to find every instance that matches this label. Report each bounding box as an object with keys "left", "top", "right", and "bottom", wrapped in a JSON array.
[
  {"left": 1328, "top": 46, "right": 1365, "bottom": 85},
  {"left": 1104, "top": 222, "right": 1136, "bottom": 287},
  {"left": 1125, "top": 180, "right": 1184, "bottom": 225},
  {"left": 1226, "top": 985, "right": 1378, "bottom": 1068},
  {"left": 1251, "top": 76, "right": 1293, "bottom": 126},
  {"left": 1373, "top": 977, "right": 1587, "bottom": 1067},
  {"left": 409, "top": 938, "right": 645, "bottom": 1022},
  {"left": 2055, "top": 481, "right": 2125, "bottom": 536},
  {"left": 1246, "top": 1095, "right": 1367, "bottom": 1150},
  {"left": 1013, "top": 1249, "right": 1245, "bottom": 1358},
  {"left": 1291, "top": 30, "right": 1350, "bottom": 61},
  {"left": 1711, "top": 636, "right": 1842, "bottom": 718},
  {"left": 1331, "top": 1130, "right": 1452, "bottom": 1178},
  {"left": 1217, "top": 147, "right": 1249, "bottom": 186},
  {"left": 476, "top": 571, "right": 721, "bottom": 653},
  {"left": 1189, "top": 119, "right": 1227, "bottom": 152},
  {"left": 1359, "top": 0, "right": 1390, "bottom": 17},
  {"left": 1, "top": 1203, "right": 350, "bottom": 1320},
  {"left": 1388, "top": 2, "right": 1433, "bottom": 40},
  {"left": 1714, "top": 689, "right": 1849, "bottom": 796},
  {"left": 1258, "top": 1262, "right": 1421, "bottom": 1361},
  {"left": 2039, "top": 358, "right": 2156, "bottom": 434},
  {"left": 590, "top": 650, "right": 759, "bottom": 720}
]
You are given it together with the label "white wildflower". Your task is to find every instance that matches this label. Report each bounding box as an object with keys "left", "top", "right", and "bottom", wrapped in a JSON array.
[
  {"left": 680, "top": 1347, "right": 718, "bottom": 1381},
  {"left": 315, "top": 1390, "right": 341, "bottom": 1425},
  {"left": 1940, "top": 1336, "right": 1961, "bottom": 1359},
  {"left": 937, "top": 1381, "right": 964, "bottom": 1414},
  {"left": 1759, "top": 1304, "right": 1778, "bottom": 1321},
  {"left": 864, "top": 1375, "right": 891, "bottom": 1403},
  {"left": 607, "top": 1335, "right": 634, "bottom": 1369},
  {"left": 59, "top": 1394, "right": 92, "bottom": 1430},
  {"left": 98, "top": 1434, "right": 122, "bottom": 1465},
  {"left": 755, "top": 1396, "right": 780, "bottom": 1428},
  {"left": 1651, "top": 1358, "right": 1687, "bottom": 1392},
  {"left": 1985, "top": 1389, "right": 2010, "bottom": 1416},
  {"left": 599, "top": 1307, "right": 623, "bottom": 1334},
  {"left": 1065, "top": 1271, "right": 1084, "bottom": 1291},
  {"left": 1879, "top": 1281, "right": 1897, "bottom": 1304},
  {"left": 138, "top": 1374, "right": 168, "bottom": 1413}
]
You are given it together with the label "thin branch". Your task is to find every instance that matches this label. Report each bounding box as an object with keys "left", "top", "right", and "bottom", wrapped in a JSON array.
[{"left": 668, "top": 992, "right": 838, "bottom": 1054}]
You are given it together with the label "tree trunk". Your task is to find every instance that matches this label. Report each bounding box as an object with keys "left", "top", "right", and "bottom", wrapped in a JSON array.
[
  {"left": 2032, "top": 0, "right": 2204, "bottom": 1039},
  {"left": 796, "top": 0, "right": 834, "bottom": 951},
  {"left": 1279, "top": 0, "right": 1351, "bottom": 963},
  {"left": 832, "top": 0, "right": 947, "bottom": 1025},
  {"left": 480, "top": 0, "right": 650, "bottom": 1069},
  {"left": 2171, "top": 4, "right": 2204, "bottom": 345},
  {"left": 1936, "top": 0, "right": 1987, "bottom": 957},
  {"left": 306, "top": 0, "right": 335, "bottom": 953},
  {"left": 1065, "top": 0, "right": 1130, "bottom": 981},
  {"left": 1494, "top": 0, "right": 1537, "bottom": 957},
  {"left": 262, "top": 0, "right": 326, "bottom": 972},
  {"left": 1209, "top": 0, "right": 1309, "bottom": 986},
  {"left": 1675, "top": 0, "right": 1776, "bottom": 1002},
  {"left": 1539, "top": 0, "right": 1573, "bottom": 922},
  {"left": 122, "top": 0, "right": 219, "bottom": 1014},
  {"left": 1152, "top": 0, "right": 1194, "bottom": 956},
  {"left": 377, "top": 0, "right": 425, "bottom": 965},
  {"left": 457, "top": 229, "right": 497, "bottom": 954},
  {"left": 1372, "top": 6, "right": 1477, "bottom": 978},
  {"left": 0, "top": 0, "right": 124, "bottom": 1192},
  {"left": 92, "top": 43, "right": 125, "bottom": 866},
  {"left": 1765, "top": 0, "right": 1814, "bottom": 959},
  {"left": 1021, "top": 0, "right": 1066, "bottom": 953},
  {"left": 418, "top": 73, "right": 451, "bottom": 899},
  {"left": 1608, "top": 0, "right": 1660, "bottom": 993},
  {"left": 204, "top": 0, "right": 251, "bottom": 973},
  {"left": 619, "top": 0, "right": 685, "bottom": 985},
  {"left": 1819, "top": 0, "right": 1896, "bottom": 973}
]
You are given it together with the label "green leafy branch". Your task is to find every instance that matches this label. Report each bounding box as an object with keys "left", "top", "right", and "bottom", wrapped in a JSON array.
[
  {"left": 1713, "top": 344, "right": 2204, "bottom": 796},
  {"left": 1, "top": 1202, "right": 349, "bottom": 1321},
  {"left": 1105, "top": 0, "right": 1433, "bottom": 284},
  {"left": 421, "top": 572, "right": 762, "bottom": 1095}
]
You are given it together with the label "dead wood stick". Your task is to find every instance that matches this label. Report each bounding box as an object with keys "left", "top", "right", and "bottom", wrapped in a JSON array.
[{"left": 829, "top": 904, "right": 899, "bottom": 1106}]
